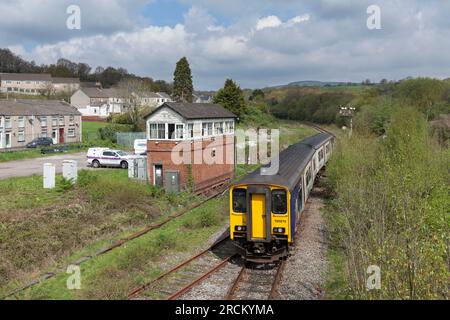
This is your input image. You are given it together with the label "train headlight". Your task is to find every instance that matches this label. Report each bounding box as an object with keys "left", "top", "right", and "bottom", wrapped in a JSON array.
[
  {"left": 235, "top": 226, "right": 247, "bottom": 232},
  {"left": 273, "top": 228, "right": 286, "bottom": 234}
]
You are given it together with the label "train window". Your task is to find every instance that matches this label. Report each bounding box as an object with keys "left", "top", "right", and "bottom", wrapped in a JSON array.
[
  {"left": 232, "top": 188, "right": 247, "bottom": 213},
  {"left": 306, "top": 168, "right": 312, "bottom": 186},
  {"left": 297, "top": 188, "right": 303, "bottom": 211},
  {"left": 272, "top": 190, "right": 287, "bottom": 214},
  {"left": 319, "top": 150, "right": 324, "bottom": 161}
]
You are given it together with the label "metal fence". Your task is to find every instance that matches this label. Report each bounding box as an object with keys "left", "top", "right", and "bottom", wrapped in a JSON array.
[{"left": 116, "top": 132, "right": 146, "bottom": 147}]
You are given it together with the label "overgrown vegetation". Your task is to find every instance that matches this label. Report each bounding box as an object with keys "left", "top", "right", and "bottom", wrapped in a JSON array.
[
  {"left": 325, "top": 107, "right": 449, "bottom": 299},
  {"left": 0, "top": 170, "right": 197, "bottom": 296},
  {"left": 15, "top": 194, "right": 228, "bottom": 300}
]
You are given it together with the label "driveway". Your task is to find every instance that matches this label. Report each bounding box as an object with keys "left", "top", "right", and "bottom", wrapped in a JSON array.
[{"left": 0, "top": 152, "right": 91, "bottom": 180}]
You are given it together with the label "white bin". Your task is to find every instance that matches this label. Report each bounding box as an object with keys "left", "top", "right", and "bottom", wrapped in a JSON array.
[
  {"left": 62, "top": 160, "right": 78, "bottom": 183},
  {"left": 43, "top": 163, "right": 56, "bottom": 189}
]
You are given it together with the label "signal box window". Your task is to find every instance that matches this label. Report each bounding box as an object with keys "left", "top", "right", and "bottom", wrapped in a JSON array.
[
  {"left": 272, "top": 190, "right": 287, "bottom": 214},
  {"left": 232, "top": 188, "right": 247, "bottom": 213}
]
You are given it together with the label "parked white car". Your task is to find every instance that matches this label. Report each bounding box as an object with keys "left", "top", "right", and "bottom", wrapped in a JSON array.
[
  {"left": 134, "top": 139, "right": 147, "bottom": 155},
  {"left": 87, "top": 148, "right": 137, "bottom": 169}
]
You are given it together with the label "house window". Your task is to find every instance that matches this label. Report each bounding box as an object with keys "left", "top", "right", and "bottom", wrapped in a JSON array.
[
  {"left": 59, "top": 116, "right": 64, "bottom": 126},
  {"left": 175, "top": 124, "right": 184, "bottom": 139},
  {"left": 5, "top": 117, "right": 11, "bottom": 129},
  {"left": 41, "top": 129, "right": 48, "bottom": 138},
  {"left": 68, "top": 128, "right": 75, "bottom": 137},
  {"left": 69, "top": 115, "right": 75, "bottom": 125},
  {"left": 226, "top": 121, "right": 234, "bottom": 133},
  {"left": 187, "top": 123, "right": 194, "bottom": 138},
  {"left": 202, "top": 122, "right": 213, "bottom": 137},
  {"left": 149, "top": 123, "right": 166, "bottom": 139},
  {"left": 52, "top": 116, "right": 58, "bottom": 126},
  {"left": 214, "top": 122, "right": 223, "bottom": 135},
  {"left": 18, "top": 131, "right": 25, "bottom": 142},
  {"left": 40, "top": 116, "right": 47, "bottom": 127},
  {"left": 18, "top": 116, "right": 25, "bottom": 128}
]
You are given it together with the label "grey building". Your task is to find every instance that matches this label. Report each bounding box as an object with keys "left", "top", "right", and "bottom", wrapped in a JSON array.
[{"left": 0, "top": 99, "right": 82, "bottom": 149}]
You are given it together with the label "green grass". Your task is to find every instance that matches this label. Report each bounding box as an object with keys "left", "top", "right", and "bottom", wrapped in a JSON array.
[
  {"left": 14, "top": 196, "right": 227, "bottom": 300},
  {"left": 0, "top": 149, "right": 44, "bottom": 163},
  {"left": 82, "top": 121, "right": 107, "bottom": 142},
  {"left": 0, "top": 169, "right": 199, "bottom": 297}
]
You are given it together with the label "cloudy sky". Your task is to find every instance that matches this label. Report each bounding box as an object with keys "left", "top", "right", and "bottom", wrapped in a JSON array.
[{"left": 1, "top": 0, "right": 449, "bottom": 90}]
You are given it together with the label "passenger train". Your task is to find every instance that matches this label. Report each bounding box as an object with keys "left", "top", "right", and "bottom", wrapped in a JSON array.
[{"left": 229, "top": 132, "right": 335, "bottom": 263}]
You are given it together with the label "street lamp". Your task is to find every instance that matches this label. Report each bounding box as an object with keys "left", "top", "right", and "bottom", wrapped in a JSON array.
[{"left": 339, "top": 106, "right": 356, "bottom": 137}]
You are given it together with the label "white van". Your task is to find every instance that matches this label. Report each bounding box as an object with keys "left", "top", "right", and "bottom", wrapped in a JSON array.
[
  {"left": 134, "top": 139, "right": 147, "bottom": 155},
  {"left": 87, "top": 148, "right": 137, "bottom": 169}
]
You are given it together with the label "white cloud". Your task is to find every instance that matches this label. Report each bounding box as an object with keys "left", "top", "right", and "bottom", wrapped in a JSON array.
[
  {"left": 256, "top": 16, "right": 282, "bottom": 31},
  {"left": 4, "top": 0, "right": 450, "bottom": 89},
  {"left": 288, "top": 14, "right": 310, "bottom": 25}
]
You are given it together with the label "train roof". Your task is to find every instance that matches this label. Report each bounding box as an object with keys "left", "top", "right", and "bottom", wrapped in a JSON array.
[
  {"left": 235, "top": 133, "right": 334, "bottom": 190},
  {"left": 300, "top": 132, "right": 334, "bottom": 149}
]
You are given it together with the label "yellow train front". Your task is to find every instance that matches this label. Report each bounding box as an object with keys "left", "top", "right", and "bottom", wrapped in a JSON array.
[{"left": 230, "top": 133, "right": 334, "bottom": 263}]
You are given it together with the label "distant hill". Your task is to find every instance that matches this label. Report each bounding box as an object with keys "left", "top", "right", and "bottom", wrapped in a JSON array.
[{"left": 267, "top": 80, "right": 361, "bottom": 89}]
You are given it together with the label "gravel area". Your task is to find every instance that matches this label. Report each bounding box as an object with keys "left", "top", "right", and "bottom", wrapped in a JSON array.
[{"left": 278, "top": 186, "right": 328, "bottom": 300}]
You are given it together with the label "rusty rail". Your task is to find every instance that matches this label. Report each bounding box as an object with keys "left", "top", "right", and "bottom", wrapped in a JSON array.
[
  {"left": 269, "top": 260, "right": 286, "bottom": 300},
  {"left": 128, "top": 234, "right": 231, "bottom": 299},
  {"left": 225, "top": 265, "right": 247, "bottom": 300},
  {"left": 168, "top": 254, "right": 238, "bottom": 300}
]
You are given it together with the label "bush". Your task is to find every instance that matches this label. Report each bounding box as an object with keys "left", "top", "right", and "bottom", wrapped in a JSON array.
[
  {"left": 326, "top": 107, "right": 449, "bottom": 299},
  {"left": 77, "top": 170, "right": 99, "bottom": 188},
  {"left": 98, "top": 124, "right": 133, "bottom": 143}
]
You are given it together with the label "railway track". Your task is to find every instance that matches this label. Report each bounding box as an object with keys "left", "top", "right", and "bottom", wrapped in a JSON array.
[
  {"left": 225, "top": 260, "right": 286, "bottom": 300},
  {"left": 128, "top": 235, "right": 238, "bottom": 300}
]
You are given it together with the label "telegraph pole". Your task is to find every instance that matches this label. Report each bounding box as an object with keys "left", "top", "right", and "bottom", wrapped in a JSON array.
[{"left": 339, "top": 106, "right": 356, "bottom": 137}]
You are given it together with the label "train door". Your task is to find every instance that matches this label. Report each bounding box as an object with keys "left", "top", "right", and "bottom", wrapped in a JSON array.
[{"left": 250, "top": 194, "right": 266, "bottom": 239}]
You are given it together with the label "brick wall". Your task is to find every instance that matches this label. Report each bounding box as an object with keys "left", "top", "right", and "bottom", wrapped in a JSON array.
[{"left": 147, "top": 135, "right": 235, "bottom": 191}]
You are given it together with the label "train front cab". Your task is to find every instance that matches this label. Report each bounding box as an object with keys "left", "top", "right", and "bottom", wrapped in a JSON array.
[{"left": 230, "top": 184, "right": 293, "bottom": 263}]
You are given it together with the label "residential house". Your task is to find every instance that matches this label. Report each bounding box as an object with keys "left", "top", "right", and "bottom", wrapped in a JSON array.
[
  {"left": 0, "top": 73, "right": 53, "bottom": 95},
  {"left": 137, "top": 92, "right": 172, "bottom": 108},
  {"left": 52, "top": 77, "right": 80, "bottom": 94},
  {"left": 0, "top": 99, "right": 82, "bottom": 149},
  {"left": 70, "top": 87, "right": 124, "bottom": 117},
  {"left": 0, "top": 73, "right": 81, "bottom": 96},
  {"left": 144, "top": 102, "right": 236, "bottom": 193},
  {"left": 193, "top": 93, "right": 214, "bottom": 104}
]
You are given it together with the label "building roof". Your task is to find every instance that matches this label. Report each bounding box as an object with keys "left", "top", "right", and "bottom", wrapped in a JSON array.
[
  {"left": 0, "top": 73, "right": 52, "bottom": 81},
  {"left": 236, "top": 133, "right": 334, "bottom": 191},
  {"left": 0, "top": 99, "right": 81, "bottom": 116},
  {"left": 78, "top": 87, "right": 121, "bottom": 99},
  {"left": 157, "top": 92, "right": 172, "bottom": 99},
  {"left": 144, "top": 102, "right": 236, "bottom": 120},
  {"left": 52, "top": 77, "right": 80, "bottom": 84}
]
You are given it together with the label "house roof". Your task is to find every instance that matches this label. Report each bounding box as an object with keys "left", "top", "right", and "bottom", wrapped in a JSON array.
[
  {"left": 52, "top": 77, "right": 80, "bottom": 84},
  {"left": 0, "top": 73, "right": 52, "bottom": 81},
  {"left": 144, "top": 102, "right": 237, "bottom": 120},
  {"left": 78, "top": 87, "right": 121, "bottom": 98},
  {"left": 157, "top": 92, "right": 171, "bottom": 99},
  {"left": 236, "top": 133, "right": 334, "bottom": 191},
  {"left": 0, "top": 99, "right": 81, "bottom": 116}
]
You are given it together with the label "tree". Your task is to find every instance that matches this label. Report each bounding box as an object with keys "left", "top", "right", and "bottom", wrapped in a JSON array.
[
  {"left": 213, "top": 79, "right": 246, "bottom": 119},
  {"left": 173, "top": 57, "right": 193, "bottom": 102},
  {"left": 249, "top": 89, "right": 265, "bottom": 101},
  {"left": 117, "top": 78, "right": 148, "bottom": 131}
]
